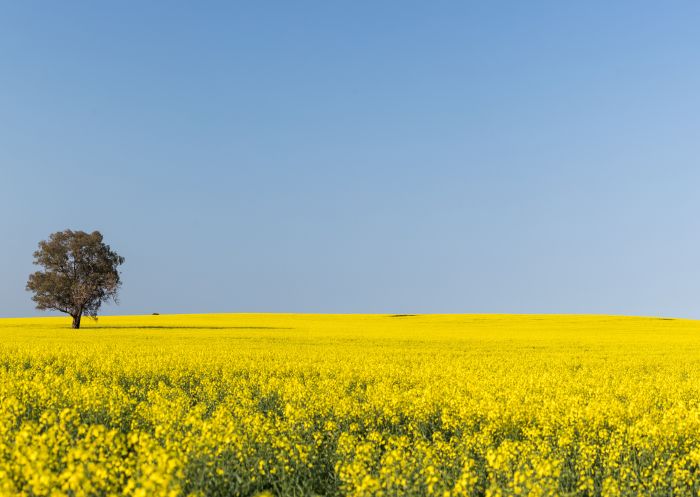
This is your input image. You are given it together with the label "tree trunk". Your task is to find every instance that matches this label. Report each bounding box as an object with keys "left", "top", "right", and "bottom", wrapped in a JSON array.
[{"left": 72, "top": 313, "right": 82, "bottom": 329}]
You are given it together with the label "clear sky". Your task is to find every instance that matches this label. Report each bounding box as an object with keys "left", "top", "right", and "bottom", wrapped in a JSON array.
[{"left": 2, "top": 2, "right": 699, "bottom": 318}]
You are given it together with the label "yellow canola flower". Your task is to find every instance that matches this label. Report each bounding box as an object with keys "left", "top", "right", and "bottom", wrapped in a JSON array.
[{"left": 0, "top": 313, "right": 699, "bottom": 496}]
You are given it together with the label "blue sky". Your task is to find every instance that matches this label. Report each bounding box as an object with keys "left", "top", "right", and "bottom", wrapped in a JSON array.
[{"left": 2, "top": 2, "right": 700, "bottom": 317}]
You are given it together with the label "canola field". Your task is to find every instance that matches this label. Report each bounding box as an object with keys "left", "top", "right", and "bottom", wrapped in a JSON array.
[{"left": 1, "top": 314, "right": 700, "bottom": 497}]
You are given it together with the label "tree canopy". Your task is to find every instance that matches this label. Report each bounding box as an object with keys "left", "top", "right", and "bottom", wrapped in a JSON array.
[{"left": 26, "top": 230, "right": 125, "bottom": 328}]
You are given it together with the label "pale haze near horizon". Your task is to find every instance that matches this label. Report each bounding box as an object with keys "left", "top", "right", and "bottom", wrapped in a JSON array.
[{"left": 2, "top": 2, "right": 700, "bottom": 318}]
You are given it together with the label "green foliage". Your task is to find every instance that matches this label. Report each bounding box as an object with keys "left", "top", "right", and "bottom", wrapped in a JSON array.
[{"left": 26, "top": 230, "right": 124, "bottom": 328}]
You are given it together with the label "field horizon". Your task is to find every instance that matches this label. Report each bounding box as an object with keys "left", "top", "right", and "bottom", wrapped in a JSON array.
[{"left": 2, "top": 311, "right": 696, "bottom": 324}]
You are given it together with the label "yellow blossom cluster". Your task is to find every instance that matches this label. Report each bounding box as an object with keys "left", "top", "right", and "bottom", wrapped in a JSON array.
[{"left": 0, "top": 313, "right": 699, "bottom": 496}]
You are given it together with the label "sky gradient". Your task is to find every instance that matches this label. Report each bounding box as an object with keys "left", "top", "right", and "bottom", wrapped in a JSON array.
[{"left": 2, "top": 2, "right": 700, "bottom": 318}]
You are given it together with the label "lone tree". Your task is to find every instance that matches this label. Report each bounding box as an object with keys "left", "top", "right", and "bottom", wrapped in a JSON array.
[{"left": 26, "top": 230, "right": 125, "bottom": 329}]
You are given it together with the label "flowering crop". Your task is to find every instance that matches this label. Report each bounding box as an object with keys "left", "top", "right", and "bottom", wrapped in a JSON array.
[{"left": 1, "top": 313, "right": 699, "bottom": 496}]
